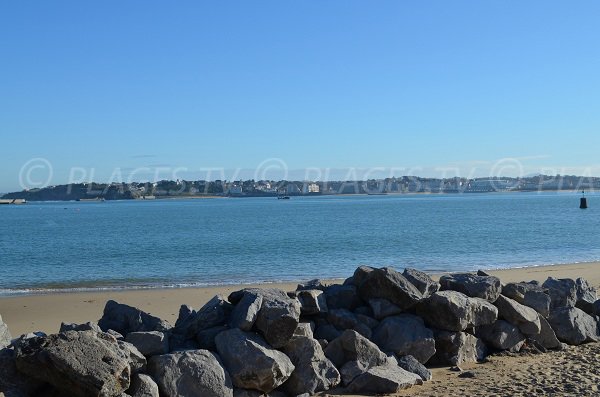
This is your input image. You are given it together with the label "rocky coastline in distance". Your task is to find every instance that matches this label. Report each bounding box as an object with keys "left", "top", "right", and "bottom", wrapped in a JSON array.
[{"left": 2, "top": 266, "right": 600, "bottom": 397}]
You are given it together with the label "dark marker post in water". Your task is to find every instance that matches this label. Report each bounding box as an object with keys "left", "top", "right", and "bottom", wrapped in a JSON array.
[{"left": 580, "top": 190, "right": 588, "bottom": 209}]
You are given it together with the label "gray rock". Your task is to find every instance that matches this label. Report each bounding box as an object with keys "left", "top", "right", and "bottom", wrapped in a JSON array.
[
  {"left": 230, "top": 292, "right": 263, "bottom": 331},
  {"left": 281, "top": 336, "right": 340, "bottom": 395},
  {"left": 107, "top": 329, "right": 124, "bottom": 340},
  {"left": 148, "top": 349, "right": 233, "bottom": 397},
  {"left": 99, "top": 300, "right": 171, "bottom": 336},
  {"left": 297, "top": 289, "right": 328, "bottom": 315},
  {"left": 215, "top": 328, "right": 294, "bottom": 393},
  {"left": 324, "top": 284, "right": 361, "bottom": 310},
  {"left": 346, "top": 364, "right": 421, "bottom": 394},
  {"left": 542, "top": 278, "right": 577, "bottom": 309},
  {"left": 233, "top": 390, "right": 286, "bottom": 397},
  {"left": 416, "top": 290, "right": 498, "bottom": 332},
  {"left": 368, "top": 298, "right": 403, "bottom": 320},
  {"left": 313, "top": 323, "right": 341, "bottom": 342},
  {"left": 372, "top": 314, "right": 435, "bottom": 364},
  {"left": 128, "top": 373, "right": 159, "bottom": 397},
  {"left": 60, "top": 321, "right": 102, "bottom": 333},
  {"left": 352, "top": 265, "right": 375, "bottom": 286},
  {"left": 195, "top": 325, "right": 228, "bottom": 351},
  {"left": 357, "top": 267, "right": 423, "bottom": 310},
  {"left": 356, "top": 313, "right": 379, "bottom": 329},
  {"left": 323, "top": 329, "right": 388, "bottom": 369},
  {"left": 402, "top": 268, "right": 440, "bottom": 297},
  {"left": 125, "top": 331, "right": 169, "bottom": 357},
  {"left": 174, "top": 305, "right": 194, "bottom": 328},
  {"left": 476, "top": 320, "right": 525, "bottom": 352},
  {"left": 548, "top": 307, "right": 599, "bottom": 345},
  {"left": 327, "top": 309, "right": 358, "bottom": 330},
  {"left": 594, "top": 299, "right": 600, "bottom": 316},
  {"left": 117, "top": 340, "right": 148, "bottom": 374},
  {"left": 15, "top": 331, "right": 132, "bottom": 397},
  {"left": 296, "top": 279, "right": 327, "bottom": 291},
  {"left": 430, "top": 331, "right": 487, "bottom": 366},
  {"left": 0, "top": 347, "right": 45, "bottom": 397},
  {"left": 396, "top": 354, "right": 432, "bottom": 381},
  {"left": 252, "top": 289, "right": 301, "bottom": 348},
  {"left": 530, "top": 315, "right": 561, "bottom": 350},
  {"left": 339, "top": 360, "right": 368, "bottom": 386},
  {"left": 293, "top": 322, "right": 315, "bottom": 338},
  {"left": 0, "top": 315, "right": 11, "bottom": 349},
  {"left": 502, "top": 282, "right": 551, "bottom": 317},
  {"left": 495, "top": 295, "right": 541, "bottom": 335},
  {"left": 575, "top": 277, "right": 597, "bottom": 314},
  {"left": 439, "top": 273, "right": 502, "bottom": 302},
  {"left": 173, "top": 295, "right": 232, "bottom": 338}
]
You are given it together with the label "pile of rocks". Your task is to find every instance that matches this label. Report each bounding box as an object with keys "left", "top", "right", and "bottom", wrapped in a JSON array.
[{"left": 1, "top": 266, "right": 600, "bottom": 397}]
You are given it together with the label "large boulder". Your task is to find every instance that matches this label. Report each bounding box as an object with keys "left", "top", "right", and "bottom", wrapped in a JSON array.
[
  {"left": 430, "top": 331, "right": 487, "bottom": 366},
  {"left": 128, "top": 373, "right": 159, "bottom": 397},
  {"left": 297, "top": 289, "right": 328, "bottom": 315},
  {"left": 542, "top": 278, "right": 577, "bottom": 309},
  {"left": 575, "top": 277, "right": 597, "bottom": 314},
  {"left": 0, "top": 315, "right": 11, "bottom": 349},
  {"left": 323, "top": 329, "right": 388, "bottom": 369},
  {"left": 0, "top": 347, "right": 46, "bottom": 397},
  {"left": 117, "top": 340, "right": 148, "bottom": 374},
  {"left": 251, "top": 289, "right": 301, "bottom": 348},
  {"left": 173, "top": 295, "right": 232, "bottom": 339},
  {"left": 148, "top": 349, "right": 232, "bottom": 397},
  {"left": 357, "top": 267, "right": 423, "bottom": 310},
  {"left": 327, "top": 309, "right": 358, "bottom": 330},
  {"left": 530, "top": 315, "right": 561, "bottom": 350},
  {"left": 215, "top": 328, "right": 294, "bottom": 393},
  {"left": 346, "top": 364, "right": 421, "bottom": 394},
  {"left": 280, "top": 336, "right": 340, "bottom": 395},
  {"left": 368, "top": 298, "right": 403, "bottom": 320},
  {"left": 14, "top": 331, "right": 132, "bottom": 397},
  {"left": 371, "top": 314, "right": 436, "bottom": 364},
  {"left": 402, "top": 268, "right": 440, "bottom": 297},
  {"left": 439, "top": 273, "right": 502, "bottom": 302},
  {"left": 196, "top": 325, "right": 228, "bottom": 351},
  {"left": 502, "top": 282, "right": 551, "bottom": 318},
  {"left": 476, "top": 320, "right": 525, "bottom": 352},
  {"left": 229, "top": 292, "right": 263, "bottom": 331},
  {"left": 494, "top": 295, "right": 541, "bottom": 335},
  {"left": 60, "top": 321, "right": 103, "bottom": 333},
  {"left": 99, "top": 300, "right": 171, "bottom": 336},
  {"left": 416, "top": 291, "right": 498, "bottom": 332},
  {"left": 324, "top": 284, "right": 361, "bottom": 310},
  {"left": 396, "top": 354, "right": 432, "bottom": 381},
  {"left": 548, "top": 307, "right": 599, "bottom": 345},
  {"left": 125, "top": 331, "right": 169, "bottom": 357}
]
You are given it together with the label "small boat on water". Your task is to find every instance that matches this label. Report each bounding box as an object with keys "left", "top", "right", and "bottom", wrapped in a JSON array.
[{"left": 277, "top": 195, "right": 290, "bottom": 200}]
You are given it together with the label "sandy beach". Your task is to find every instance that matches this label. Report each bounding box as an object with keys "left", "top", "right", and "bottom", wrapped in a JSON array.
[{"left": 1, "top": 262, "right": 599, "bottom": 396}]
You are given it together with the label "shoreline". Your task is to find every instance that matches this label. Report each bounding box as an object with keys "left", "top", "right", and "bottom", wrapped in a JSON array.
[{"left": 1, "top": 261, "right": 599, "bottom": 336}]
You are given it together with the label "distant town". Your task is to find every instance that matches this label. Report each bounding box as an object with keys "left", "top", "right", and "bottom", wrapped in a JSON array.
[{"left": 1, "top": 174, "right": 599, "bottom": 202}]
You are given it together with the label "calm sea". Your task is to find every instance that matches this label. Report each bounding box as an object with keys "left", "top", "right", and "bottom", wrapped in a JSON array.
[{"left": 1, "top": 192, "right": 599, "bottom": 295}]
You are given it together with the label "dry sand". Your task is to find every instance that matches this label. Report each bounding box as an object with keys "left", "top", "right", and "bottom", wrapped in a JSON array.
[{"left": 1, "top": 261, "right": 599, "bottom": 396}]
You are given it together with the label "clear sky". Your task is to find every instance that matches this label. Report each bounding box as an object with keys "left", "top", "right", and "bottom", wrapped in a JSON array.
[{"left": 1, "top": 1, "right": 600, "bottom": 191}]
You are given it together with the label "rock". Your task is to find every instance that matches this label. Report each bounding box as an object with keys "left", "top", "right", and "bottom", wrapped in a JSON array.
[
  {"left": 107, "top": 329, "right": 124, "bottom": 340},
  {"left": 60, "top": 321, "right": 102, "bottom": 333},
  {"left": 173, "top": 295, "right": 232, "bottom": 338},
  {"left": 548, "top": 307, "right": 599, "bottom": 345},
  {"left": 296, "top": 279, "right": 327, "bottom": 291},
  {"left": 372, "top": 314, "right": 436, "bottom": 364},
  {"left": 327, "top": 309, "right": 358, "bottom": 330},
  {"left": 416, "top": 291, "right": 498, "bottom": 332},
  {"left": 15, "top": 331, "right": 132, "bottom": 397},
  {"left": 476, "top": 320, "right": 525, "bottom": 352},
  {"left": 324, "top": 284, "right": 361, "bottom": 310},
  {"left": 0, "top": 347, "right": 45, "bottom": 397},
  {"left": 195, "top": 325, "right": 227, "bottom": 351},
  {"left": 530, "top": 315, "right": 561, "bottom": 350},
  {"left": 230, "top": 292, "right": 263, "bottom": 331},
  {"left": 125, "top": 331, "right": 169, "bottom": 357},
  {"left": 575, "top": 277, "right": 597, "bottom": 314},
  {"left": 396, "top": 355, "right": 432, "bottom": 381},
  {"left": 99, "top": 300, "right": 171, "bottom": 336},
  {"left": 458, "top": 370, "right": 477, "bottom": 378},
  {"left": 128, "top": 373, "right": 159, "bottom": 397},
  {"left": 430, "top": 331, "right": 487, "bottom": 366},
  {"left": 281, "top": 336, "right": 340, "bottom": 395},
  {"left": 402, "top": 268, "right": 439, "bottom": 297},
  {"left": 356, "top": 313, "right": 379, "bottom": 329},
  {"left": 174, "top": 305, "right": 194, "bottom": 328},
  {"left": 502, "top": 282, "right": 551, "bottom": 317},
  {"left": 313, "top": 323, "right": 341, "bottom": 342},
  {"left": 357, "top": 267, "right": 423, "bottom": 310},
  {"left": 0, "top": 315, "right": 11, "bottom": 349},
  {"left": 293, "top": 322, "right": 315, "bottom": 338},
  {"left": 339, "top": 360, "right": 369, "bottom": 386},
  {"left": 215, "top": 328, "right": 294, "bottom": 393},
  {"left": 297, "top": 289, "right": 328, "bottom": 315},
  {"left": 148, "top": 349, "right": 233, "bottom": 397},
  {"left": 494, "top": 295, "right": 541, "bottom": 335},
  {"left": 233, "top": 390, "right": 286, "bottom": 397},
  {"left": 117, "top": 340, "right": 147, "bottom": 374},
  {"left": 439, "top": 273, "right": 502, "bottom": 302},
  {"left": 251, "top": 289, "right": 301, "bottom": 348},
  {"left": 346, "top": 364, "right": 421, "bottom": 394},
  {"left": 594, "top": 299, "right": 600, "bottom": 316},
  {"left": 352, "top": 265, "right": 375, "bottom": 286},
  {"left": 368, "top": 298, "right": 403, "bottom": 320},
  {"left": 542, "top": 278, "right": 577, "bottom": 309},
  {"left": 323, "top": 329, "right": 388, "bottom": 369}
]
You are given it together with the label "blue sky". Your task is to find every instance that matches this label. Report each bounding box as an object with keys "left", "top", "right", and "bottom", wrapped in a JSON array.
[{"left": 1, "top": 1, "right": 599, "bottom": 191}]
